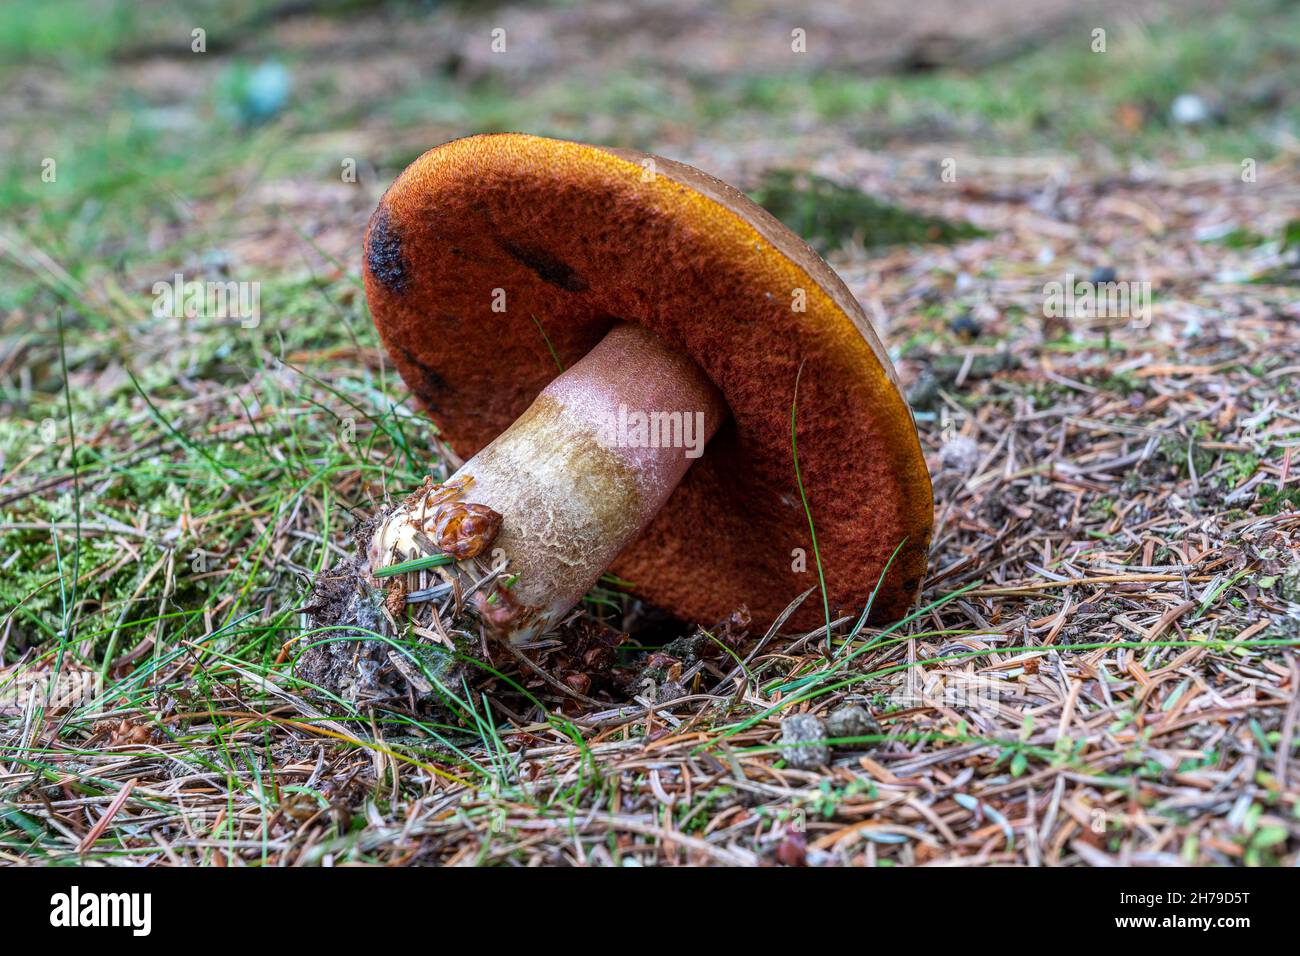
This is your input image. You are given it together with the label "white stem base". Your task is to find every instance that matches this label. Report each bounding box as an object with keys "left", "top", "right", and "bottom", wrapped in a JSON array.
[{"left": 369, "top": 323, "right": 726, "bottom": 642}]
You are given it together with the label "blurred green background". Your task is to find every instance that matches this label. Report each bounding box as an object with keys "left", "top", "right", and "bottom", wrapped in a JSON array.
[{"left": 3, "top": 0, "right": 1298, "bottom": 326}]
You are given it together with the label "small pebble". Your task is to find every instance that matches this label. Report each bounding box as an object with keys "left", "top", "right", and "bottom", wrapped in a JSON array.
[
  {"left": 655, "top": 680, "right": 687, "bottom": 703},
  {"left": 825, "top": 705, "right": 881, "bottom": 741},
  {"left": 1170, "top": 93, "right": 1211, "bottom": 126},
  {"left": 906, "top": 370, "right": 941, "bottom": 411},
  {"left": 940, "top": 435, "right": 981, "bottom": 474},
  {"left": 779, "top": 714, "right": 830, "bottom": 770},
  {"left": 949, "top": 312, "right": 981, "bottom": 341},
  {"left": 244, "top": 62, "right": 292, "bottom": 123},
  {"left": 775, "top": 831, "right": 807, "bottom": 867},
  {"left": 1281, "top": 562, "right": 1300, "bottom": 604}
]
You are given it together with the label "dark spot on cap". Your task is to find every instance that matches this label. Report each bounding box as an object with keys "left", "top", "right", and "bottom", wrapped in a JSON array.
[
  {"left": 367, "top": 207, "right": 409, "bottom": 294},
  {"left": 396, "top": 343, "right": 448, "bottom": 408},
  {"left": 501, "top": 241, "right": 588, "bottom": 292}
]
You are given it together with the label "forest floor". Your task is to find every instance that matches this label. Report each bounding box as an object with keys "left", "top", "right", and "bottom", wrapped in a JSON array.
[{"left": 1, "top": 0, "right": 1299, "bottom": 865}]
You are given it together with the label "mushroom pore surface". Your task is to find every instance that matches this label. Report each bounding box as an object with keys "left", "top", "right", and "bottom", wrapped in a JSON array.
[{"left": 369, "top": 323, "right": 726, "bottom": 641}]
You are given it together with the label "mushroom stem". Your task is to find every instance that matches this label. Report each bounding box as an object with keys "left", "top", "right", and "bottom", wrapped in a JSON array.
[{"left": 369, "top": 323, "right": 727, "bottom": 641}]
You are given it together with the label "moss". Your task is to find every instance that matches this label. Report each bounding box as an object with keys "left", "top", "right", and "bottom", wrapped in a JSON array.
[
  {"left": 749, "top": 169, "right": 985, "bottom": 255},
  {"left": 1259, "top": 484, "right": 1300, "bottom": 516}
]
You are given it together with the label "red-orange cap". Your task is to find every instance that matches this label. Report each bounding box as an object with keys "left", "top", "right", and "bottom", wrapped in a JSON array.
[{"left": 364, "top": 134, "right": 933, "bottom": 627}]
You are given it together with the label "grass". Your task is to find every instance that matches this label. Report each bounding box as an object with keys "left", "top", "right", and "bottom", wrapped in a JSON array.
[
  {"left": 789, "top": 360, "right": 833, "bottom": 647},
  {"left": 723, "top": 0, "right": 1300, "bottom": 157}
]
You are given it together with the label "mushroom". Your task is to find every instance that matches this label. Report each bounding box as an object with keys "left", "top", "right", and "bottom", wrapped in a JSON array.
[{"left": 361, "top": 134, "right": 932, "bottom": 643}]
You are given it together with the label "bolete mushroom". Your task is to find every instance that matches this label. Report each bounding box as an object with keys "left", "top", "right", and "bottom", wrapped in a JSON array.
[{"left": 361, "top": 133, "right": 932, "bottom": 644}]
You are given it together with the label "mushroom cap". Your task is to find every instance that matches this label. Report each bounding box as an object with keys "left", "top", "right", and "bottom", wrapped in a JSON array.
[{"left": 363, "top": 133, "right": 933, "bottom": 628}]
